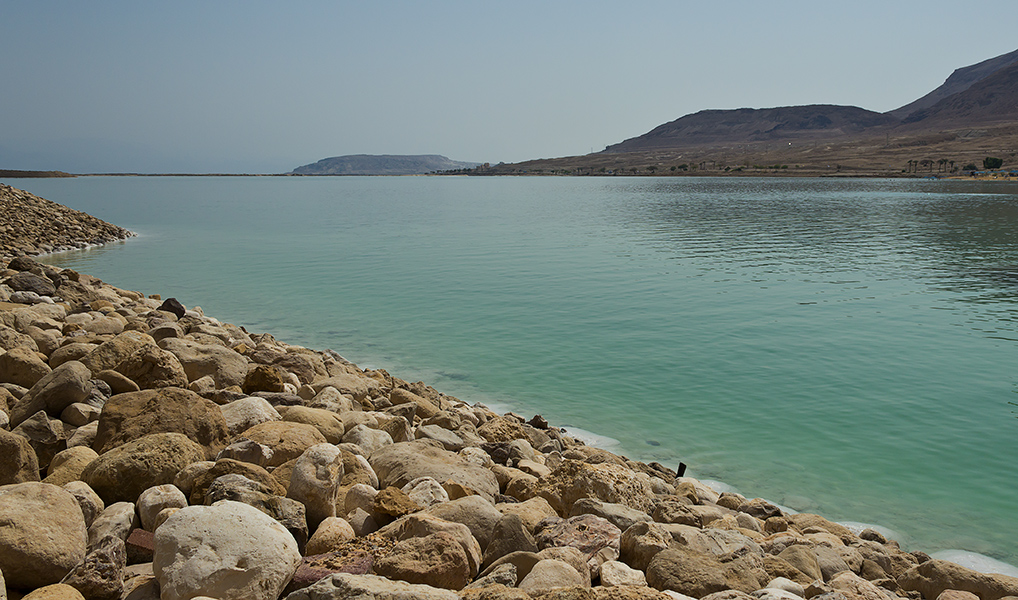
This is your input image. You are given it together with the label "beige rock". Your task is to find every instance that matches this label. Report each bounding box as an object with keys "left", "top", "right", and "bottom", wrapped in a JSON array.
[
  {"left": 81, "top": 433, "right": 206, "bottom": 504},
  {"left": 0, "top": 482, "right": 88, "bottom": 590},
  {"left": 369, "top": 440, "right": 499, "bottom": 502},
  {"left": 897, "top": 559, "right": 1018, "bottom": 600},
  {"left": 20, "top": 583, "right": 86, "bottom": 599},
  {"left": 380, "top": 513, "right": 483, "bottom": 579},
  {"left": 43, "top": 446, "right": 99, "bottom": 486},
  {"left": 218, "top": 395, "right": 281, "bottom": 436},
  {"left": 79, "top": 331, "right": 155, "bottom": 375},
  {"left": 48, "top": 343, "right": 96, "bottom": 369},
  {"left": 287, "top": 443, "right": 344, "bottom": 531},
  {"left": 87, "top": 501, "right": 138, "bottom": 548},
  {"left": 159, "top": 337, "right": 250, "bottom": 389},
  {"left": 343, "top": 423, "right": 393, "bottom": 455},
  {"left": 499, "top": 496, "right": 560, "bottom": 534},
  {"left": 778, "top": 545, "right": 823, "bottom": 582},
  {"left": 137, "top": 484, "right": 188, "bottom": 532},
  {"left": 0, "top": 345, "right": 51, "bottom": 388},
  {"left": 171, "top": 460, "right": 214, "bottom": 497},
  {"left": 59, "top": 402, "right": 101, "bottom": 427},
  {"left": 284, "top": 572, "right": 459, "bottom": 600},
  {"left": 526, "top": 458, "right": 654, "bottom": 516},
  {"left": 374, "top": 531, "right": 473, "bottom": 590},
  {"left": 0, "top": 427, "right": 40, "bottom": 484},
  {"left": 114, "top": 344, "right": 188, "bottom": 389},
  {"left": 240, "top": 420, "right": 328, "bottom": 468},
  {"left": 304, "top": 516, "right": 356, "bottom": 555},
  {"left": 601, "top": 559, "right": 648, "bottom": 587},
  {"left": 153, "top": 500, "right": 302, "bottom": 600},
  {"left": 645, "top": 545, "right": 768, "bottom": 597},
  {"left": 62, "top": 481, "right": 104, "bottom": 528},
  {"left": 829, "top": 571, "right": 900, "bottom": 600},
  {"left": 188, "top": 457, "right": 287, "bottom": 504},
  {"left": 93, "top": 369, "right": 139, "bottom": 394},
  {"left": 9, "top": 361, "right": 92, "bottom": 428},
  {"left": 280, "top": 405, "right": 345, "bottom": 444},
  {"left": 92, "top": 387, "right": 229, "bottom": 458},
  {"left": 518, "top": 558, "right": 587, "bottom": 594}
]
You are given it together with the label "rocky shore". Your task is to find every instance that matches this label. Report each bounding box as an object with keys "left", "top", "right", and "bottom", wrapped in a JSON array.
[{"left": 2, "top": 186, "right": 1018, "bottom": 600}]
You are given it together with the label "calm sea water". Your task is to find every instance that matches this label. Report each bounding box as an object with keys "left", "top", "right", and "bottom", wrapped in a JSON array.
[{"left": 10, "top": 175, "right": 1018, "bottom": 569}]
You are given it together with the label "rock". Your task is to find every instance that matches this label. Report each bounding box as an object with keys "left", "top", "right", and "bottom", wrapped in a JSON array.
[
  {"left": 171, "top": 460, "right": 214, "bottom": 497},
  {"left": 154, "top": 500, "right": 302, "bottom": 600},
  {"left": 535, "top": 514, "right": 622, "bottom": 558},
  {"left": 518, "top": 558, "right": 587, "bottom": 594},
  {"left": 305, "top": 517, "right": 357, "bottom": 556},
  {"left": 401, "top": 477, "right": 449, "bottom": 508},
  {"left": 62, "top": 481, "right": 104, "bottom": 528},
  {"left": 829, "top": 571, "right": 899, "bottom": 600},
  {"left": 343, "top": 423, "right": 394, "bottom": 455},
  {"left": 114, "top": 344, "right": 188, "bottom": 389},
  {"left": 483, "top": 514, "right": 539, "bottom": 570},
  {"left": 87, "top": 501, "right": 138, "bottom": 549},
  {"left": 219, "top": 395, "right": 281, "bottom": 436},
  {"left": 59, "top": 534, "right": 126, "bottom": 600},
  {"left": 646, "top": 546, "right": 767, "bottom": 597},
  {"left": 217, "top": 438, "right": 275, "bottom": 467},
  {"left": 374, "top": 531, "right": 473, "bottom": 590},
  {"left": 766, "top": 577, "right": 806, "bottom": 597},
  {"left": 347, "top": 508, "right": 380, "bottom": 537},
  {"left": 93, "top": 369, "right": 139, "bottom": 394},
  {"left": 240, "top": 420, "right": 328, "bottom": 468},
  {"left": 373, "top": 486, "right": 423, "bottom": 518},
  {"left": 753, "top": 589, "right": 804, "bottom": 600},
  {"left": 416, "top": 424, "right": 467, "bottom": 451},
  {"left": 81, "top": 433, "right": 206, "bottom": 504},
  {"left": 137, "top": 484, "right": 188, "bottom": 531},
  {"left": 188, "top": 457, "right": 286, "bottom": 504},
  {"left": 78, "top": 332, "right": 155, "bottom": 375},
  {"left": 244, "top": 363, "right": 288, "bottom": 393},
  {"left": 897, "top": 559, "right": 1018, "bottom": 600},
  {"left": 499, "top": 496, "right": 561, "bottom": 534},
  {"left": 936, "top": 591, "right": 981, "bottom": 600},
  {"left": 308, "top": 386, "right": 356, "bottom": 413},
  {"left": 526, "top": 458, "right": 654, "bottom": 516},
  {"left": 284, "top": 549, "right": 375, "bottom": 595},
  {"left": 20, "top": 584, "right": 86, "bottom": 599},
  {"left": 601, "top": 560, "right": 648, "bottom": 587},
  {"left": 48, "top": 344, "right": 96, "bottom": 369},
  {"left": 92, "top": 387, "right": 229, "bottom": 458},
  {"left": 0, "top": 325, "right": 39, "bottom": 353},
  {"left": 738, "top": 498, "right": 784, "bottom": 520},
  {"left": 570, "top": 497, "right": 653, "bottom": 533},
  {"left": 12, "top": 409, "right": 66, "bottom": 469},
  {"left": 778, "top": 546, "right": 823, "bottom": 582},
  {"left": 9, "top": 361, "right": 92, "bottom": 428},
  {"left": 0, "top": 482, "right": 88, "bottom": 590},
  {"left": 59, "top": 402, "right": 101, "bottom": 427},
  {"left": 312, "top": 372, "right": 379, "bottom": 402},
  {"left": 280, "top": 405, "right": 345, "bottom": 444},
  {"left": 157, "top": 298, "right": 186, "bottom": 319},
  {"left": 381, "top": 513, "right": 483, "bottom": 578},
  {"left": 465, "top": 562, "right": 518, "bottom": 589},
  {"left": 0, "top": 427, "right": 40, "bottom": 484},
  {"left": 203, "top": 474, "right": 309, "bottom": 550},
  {"left": 0, "top": 346, "right": 51, "bottom": 388},
  {"left": 282, "top": 572, "right": 459, "bottom": 600},
  {"left": 288, "top": 443, "right": 344, "bottom": 531},
  {"left": 66, "top": 421, "right": 99, "bottom": 449},
  {"left": 7, "top": 271, "right": 56, "bottom": 296},
  {"left": 369, "top": 440, "right": 500, "bottom": 502},
  {"left": 160, "top": 337, "right": 250, "bottom": 389},
  {"left": 43, "top": 446, "right": 99, "bottom": 486}
]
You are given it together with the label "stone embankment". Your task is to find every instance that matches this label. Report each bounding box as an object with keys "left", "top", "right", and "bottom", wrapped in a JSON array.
[
  {"left": 1, "top": 183, "right": 134, "bottom": 261},
  {"left": 1, "top": 186, "right": 1018, "bottom": 600}
]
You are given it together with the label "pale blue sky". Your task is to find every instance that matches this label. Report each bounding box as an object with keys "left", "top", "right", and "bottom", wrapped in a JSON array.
[{"left": 2, "top": 1, "right": 1015, "bottom": 173}]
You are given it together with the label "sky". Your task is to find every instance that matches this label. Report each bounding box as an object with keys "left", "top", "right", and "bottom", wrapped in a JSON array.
[{"left": 2, "top": 1, "right": 1017, "bottom": 174}]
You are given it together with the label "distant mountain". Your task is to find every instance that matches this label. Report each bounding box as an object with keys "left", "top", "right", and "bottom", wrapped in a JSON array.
[
  {"left": 888, "top": 48, "right": 1018, "bottom": 120},
  {"left": 291, "top": 154, "right": 480, "bottom": 175},
  {"left": 900, "top": 60, "right": 1018, "bottom": 127},
  {"left": 604, "top": 105, "right": 898, "bottom": 153}
]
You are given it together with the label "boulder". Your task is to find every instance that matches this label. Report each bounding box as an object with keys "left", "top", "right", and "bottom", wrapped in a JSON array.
[
  {"left": 305, "top": 517, "right": 356, "bottom": 555},
  {"left": 401, "top": 477, "right": 450, "bottom": 508},
  {"left": 219, "top": 395, "right": 281, "bottom": 436},
  {"left": 92, "top": 369, "right": 139, "bottom": 395},
  {"left": 12, "top": 409, "right": 66, "bottom": 469},
  {"left": 499, "top": 496, "right": 561, "bottom": 534},
  {"left": 343, "top": 423, "right": 393, "bottom": 455},
  {"left": 240, "top": 420, "right": 328, "bottom": 468},
  {"left": 0, "top": 346, "right": 51, "bottom": 388},
  {"left": 217, "top": 438, "right": 275, "bottom": 467},
  {"left": 43, "top": 446, "right": 99, "bottom": 486},
  {"left": 9, "top": 361, "right": 92, "bottom": 428},
  {"left": 62, "top": 481, "right": 104, "bottom": 528},
  {"left": 601, "top": 560, "right": 648, "bottom": 587},
  {"left": 113, "top": 344, "right": 188, "bottom": 389},
  {"left": 92, "top": 387, "right": 229, "bottom": 458},
  {"left": 19, "top": 584, "right": 86, "bottom": 599},
  {"left": 48, "top": 344, "right": 96, "bottom": 369},
  {"left": 203, "top": 474, "right": 309, "bottom": 550},
  {"left": 287, "top": 443, "right": 344, "bottom": 531},
  {"left": 517, "top": 558, "right": 587, "bottom": 594},
  {"left": 59, "top": 534, "right": 126, "bottom": 600},
  {"left": 280, "top": 405, "right": 345, "bottom": 444},
  {"left": 244, "top": 364, "right": 288, "bottom": 394},
  {"left": 7, "top": 271, "right": 56, "bottom": 296},
  {"left": 0, "top": 427, "right": 40, "bottom": 484},
  {"left": 483, "top": 514, "right": 539, "bottom": 570},
  {"left": 646, "top": 546, "right": 767, "bottom": 597},
  {"left": 374, "top": 531, "right": 473, "bottom": 590},
  {"left": 137, "top": 484, "right": 188, "bottom": 532},
  {"left": 59, "top": 402, "right": 101, "bottom": 427},
  {"left": 778, "top": 545, "right": 823, "bottom": 582},
  {"left": 81, "top": 433, "right": 206, "bottom": 504},
  {"left": 311, "top": 372, "right": 379, "bottom": 401},
  {"left": 525, "top": 458, "right": 654, "bottom": 516},
  {"left": 897, "top": 559, "right": 1018, "bottom": 600},
  {"left": 188, "top": 458, "right": 287, "bottom": 504},
  {"left": 828, "top": 571, "right": 900, "bottom": 600},
  {"left": 535, "top": 514, "right": 622, "bottom": 557},
  {"left": 0, "top": 482, "right": 88, "bottom": 590},
  {"left": 78, "top": 331, "right": 155, "bottom": 375},
  {"left": 282, "top": 572, "right": 459, "bottom": 600},
  {"left": 160, "top": 337, "right": 250, "bottom": 389},
  {"left": 569, "top": 497, "right": 652, "bottom": 533},
  {"left": 369, "top": 440, "right": 499, "bottom": 502},
  {"left": 153, "top": 500, "right": 302, "bottom": 600},
  {"left": 86, "top": 502, "right": 139, "bottom": 548}
]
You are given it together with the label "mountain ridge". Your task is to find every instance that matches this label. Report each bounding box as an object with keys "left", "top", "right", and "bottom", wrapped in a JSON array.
[{"left": 291, "top": 154, "right": 479, "bottom": 175}]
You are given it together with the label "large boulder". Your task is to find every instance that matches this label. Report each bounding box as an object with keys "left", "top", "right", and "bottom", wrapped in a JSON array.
[
  {"left": 78, "top": 331, "right": 155, "bottom": 375},
  {"left": 81, "top": 433, "right": 206, "bottom": 504},
  {"left": 280, "top": 406, "right": 345, "bottom": 444},
  {"left": 188, "top": 458, "right": 287, "bottom": 505},
  {"left": 0, "top": 427, "right": 40, "bottom": 484},
  {"left": 153, "top": 500, "right": 302, "bottom": 600},
  {"left": 43, "top": 446, "right": 99, "bottom": 487},
  {"left": 113, "top": 344, "right": 188, "bottom": 389},
  {"left": 287, "top": 443, "right": 344, "bottom": 531},
  {"left": 646, "top": 546, "right": 768, "bottom": 597},
  {"left": 159, "top": 337, "right": 249, "bottom": 389},
  {"left": 310, "top": 371, "right": 379, "bottom": 401},
  {"left": 425, "top": 495, "right": 504, "bottom": 551},
  {"left": 520, "top": 458, "right": 654, "bottom": 516},
  {"left": 897, "top": 559, "right": 1018, "bottom": 600},
  {"left": 369, "top": 440, "right": 499, "bottom": 502},
  {"left": 0, "top": 346, "right": 51, "bottom": 388},
  {"left": 374, "top": 532, "right": 474, "bottom": 590},
  {"left": 92, "top": 387, "right": 229, "bottom": 458},
  {"left": 8, "top": 361, "right": 93, "bottom": 428},
  {"left": 0, "top": 482, "right": 88, "bottom": 590},
  {"left": 239, "top": 421, "right": 328, "bottom": 468},
  {"left": 219, "top": 395, "right": 281, "bottom": 436},
  {"left": 282, "top": 573, "right": 459, "bottom": 600}
]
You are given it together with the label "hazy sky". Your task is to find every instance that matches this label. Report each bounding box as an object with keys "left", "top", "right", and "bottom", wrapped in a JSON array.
[{"left": 3, "top": 1, "right": 1016, "bottom": 173}]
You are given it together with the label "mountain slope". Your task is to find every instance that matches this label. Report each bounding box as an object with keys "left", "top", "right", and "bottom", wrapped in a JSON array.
[
  {"left": 900, "top": 60, "right": 1018, "bottom": 127},
  {"left": 292, "top": 154, "right": 479, "bottom": 175},
  {"left": 604, "top": 105, "right": 900, "bottom": 153},
  {"left": 888, "top": 48, "right": 1018, "bottom": 120}
]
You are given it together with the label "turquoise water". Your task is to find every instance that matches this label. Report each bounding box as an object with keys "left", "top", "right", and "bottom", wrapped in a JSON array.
[{"left": 10, "top": 175, "right": 1018, "bottom": 567}]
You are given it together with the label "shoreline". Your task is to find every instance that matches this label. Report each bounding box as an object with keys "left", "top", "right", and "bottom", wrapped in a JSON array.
[{"left": 2, "top": 183, "right": 1018, "bottom": 599}]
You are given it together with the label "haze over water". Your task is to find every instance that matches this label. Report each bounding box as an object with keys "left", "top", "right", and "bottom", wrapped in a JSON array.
[{"left": 15, "top": 175, "right": 1018, "bottom": 569}]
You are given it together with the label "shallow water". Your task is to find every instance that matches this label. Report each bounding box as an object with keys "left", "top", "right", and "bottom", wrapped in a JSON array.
[{"left": 12, "top": 175, "right": 1018, "bottom": 568}]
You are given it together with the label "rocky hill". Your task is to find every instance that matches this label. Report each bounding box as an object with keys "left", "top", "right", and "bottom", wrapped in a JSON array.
[
  {"left": 888, "top": 48, "right": 1018, "bottom": 120},
  {"left": 291, "top": 155, "right": 480, "bottom": 176},
  {"left": 901, "top": 60, "right": 1018, "bottom": 127}
]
